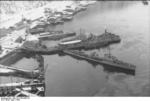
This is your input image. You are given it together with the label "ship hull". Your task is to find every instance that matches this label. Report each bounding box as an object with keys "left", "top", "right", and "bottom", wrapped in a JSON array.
[{"left": 62, "top": 50, "right": 135, "bottom": 74}]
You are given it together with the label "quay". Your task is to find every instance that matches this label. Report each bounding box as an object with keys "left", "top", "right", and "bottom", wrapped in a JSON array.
[
  {"left": 0, "top": 55, "right": 45, "bottom": 96},
  {"left": 63, "top": 50, "right": 136, "bottom": 73},
  {"left": 0, "top": 50, "right": 25, "bottom": 66},
  {"left": 0, "top": 64, "right": 40, "bottom": 79}
]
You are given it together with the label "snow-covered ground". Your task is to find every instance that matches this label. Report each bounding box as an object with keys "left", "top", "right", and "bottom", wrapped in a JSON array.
[
  {"left": 0, "top": 0, "right": 96, "bottom": 59},
  {"left": 0, "top": 1, "right": 96, "bottom": 29}
]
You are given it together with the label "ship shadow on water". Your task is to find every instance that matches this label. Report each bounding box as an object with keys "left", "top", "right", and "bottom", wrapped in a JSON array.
[
  {"left": 58, "top": 52, "right": 135, "bottom": 76},
  {"left": 102, "top": 64, "right": 135, "bottom": 75}
]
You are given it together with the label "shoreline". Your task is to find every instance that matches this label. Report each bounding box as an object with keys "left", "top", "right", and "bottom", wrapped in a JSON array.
[
  {"left": 0, "top": 1, "right": 96, "bottom": 29},
  {"left": 0, "top": 1, "right": 96, "bottom": 67}
]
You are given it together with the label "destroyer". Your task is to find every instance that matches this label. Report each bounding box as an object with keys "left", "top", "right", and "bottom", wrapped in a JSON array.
[
  {"left": 58, "top": 30, "right": 121, "bottom": 50},
  {"left": 63, "top": 50, "right": 136, "bottom": 72}
]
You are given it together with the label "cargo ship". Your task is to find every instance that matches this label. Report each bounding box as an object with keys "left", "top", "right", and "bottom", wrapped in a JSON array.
[
  {"left": 63, "top": 50, "right": 136, "bottom": 72},
  {"left": 29, "top": 27, "right": 45, "bottom": 35}
]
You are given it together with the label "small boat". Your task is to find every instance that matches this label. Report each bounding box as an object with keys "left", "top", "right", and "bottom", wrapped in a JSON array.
[
  {"left": 29, "top": 27, "right": 45, "bottom": 35},
  {"left": 62, "top": 10, "right": 74, "bottom": 16},
  {"left": 143, "top": 0, "right": 148, "bottom": 5},
  {"left": 62, "top": 15, "right": 73, "bottom": 21},
  {"left": 39, "top": 32, "right": 51, "bottom": 36},
  {"left": 75, "top": 6, "right": 87, "bottom": 13}
]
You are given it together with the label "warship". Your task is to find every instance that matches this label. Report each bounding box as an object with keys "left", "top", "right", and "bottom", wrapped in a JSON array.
[
  {"left": 20, "top": 30, "right": 121, "bottom": 54},
  {"left": 63, "top": 50, "right": 136, "bottom": 72},
  {"left": 58, "top": 30, "right": 121, "bottom": 50}
]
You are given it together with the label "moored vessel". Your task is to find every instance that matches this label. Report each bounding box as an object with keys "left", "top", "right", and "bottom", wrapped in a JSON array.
[{"left": 63, "top": 50, "right": 136, "bottom": 72}]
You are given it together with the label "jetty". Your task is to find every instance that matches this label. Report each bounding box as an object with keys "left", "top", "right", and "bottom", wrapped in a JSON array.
[
  {"left": 63, "top": 50, "right": 136, "bottom": 73},
  {"left": 0, "top": 64, "right": 40, "bottom": 79},
  {"left": 0, "top": 55, "right": 45, "bottom": 97},
  {"left": 0, "top": 50, "right": 25, "bottom": 66}
]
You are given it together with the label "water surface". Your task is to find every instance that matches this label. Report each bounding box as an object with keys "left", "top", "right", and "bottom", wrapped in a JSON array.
[{"left": 3, "top": 1, "right": 150, "bottom": 96}]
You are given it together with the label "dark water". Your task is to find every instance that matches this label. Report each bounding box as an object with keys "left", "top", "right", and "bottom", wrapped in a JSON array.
[{"left": 2, "top": 1, "right": 150, "bottom": 96}]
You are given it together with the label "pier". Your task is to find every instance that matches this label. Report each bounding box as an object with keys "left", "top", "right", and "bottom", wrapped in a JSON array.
[
  {"left": 0, "top": 55, "right": 45, "bottom": 96},
  {"left": 0, "top": 64, "right": 40, "bottom": 79}
]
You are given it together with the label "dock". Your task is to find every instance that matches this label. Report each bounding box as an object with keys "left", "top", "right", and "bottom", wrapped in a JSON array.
[
  {"left": 0, "top": 55, "right": 45, "bottom": 97},
  {"left": 0, "top": 50, "right": 25, "bottom": 66},
  {"left": 0, "top": 64, "right": 40, "bottom": 79}
]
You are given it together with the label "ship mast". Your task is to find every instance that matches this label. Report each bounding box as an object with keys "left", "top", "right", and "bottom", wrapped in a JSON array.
[{"left": 107, "top": 45, "right": 111, "bottom": 57}]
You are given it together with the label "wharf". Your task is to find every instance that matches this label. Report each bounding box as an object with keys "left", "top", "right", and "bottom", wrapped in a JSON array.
[
  {"left": 0, "top": 55, "right": 45, "bottom": 97},
  {"left": 0, "top": 50, "right": 25, "bottom": 66},
  {"left": 0, "top": 64, "right": 40, "bottom": 79}
]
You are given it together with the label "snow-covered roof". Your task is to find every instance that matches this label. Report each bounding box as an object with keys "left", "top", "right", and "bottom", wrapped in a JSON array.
[{"left": 60, "top": 40, "right": 81, "bottom": 45}]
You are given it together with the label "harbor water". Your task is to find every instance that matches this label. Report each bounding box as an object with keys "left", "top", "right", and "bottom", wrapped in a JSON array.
[{"left": 1, "top": 1, "right": 150, "bottom": 96}]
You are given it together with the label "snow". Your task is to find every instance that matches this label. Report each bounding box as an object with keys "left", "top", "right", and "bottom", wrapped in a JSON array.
[
  {"left": 26, "top": 35, "right": 39, "bottom": 41},
  {"left": 0, "top": 68, "right": 14, "bottom": 73},
  {"left": 60, "top": 40, "right": 81, "bottom": 45},
  {"left": 0, "top": 1, "right": 73, "bottom": 29},
  {"left": 0, "top": 0, "right": 96, "bottom": 59},
  {"left": 0, "top": 1, "right": 96, "bottom": 29}
]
